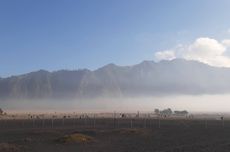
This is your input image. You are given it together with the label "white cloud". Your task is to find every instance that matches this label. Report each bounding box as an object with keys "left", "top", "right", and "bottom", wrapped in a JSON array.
[
  {"left": 154, "top": 37, "right": 230, "bottom": 67},
  {"left": 154, "top": 50, "right": 176, "bottom": 61},
  {"left": 222, "top": 39, "right": 230, "bottom": 47}
]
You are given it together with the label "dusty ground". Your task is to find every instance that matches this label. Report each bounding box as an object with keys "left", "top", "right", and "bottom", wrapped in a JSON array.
[{"left": 0, "top": 118, "right": 230, "bottom": 152}]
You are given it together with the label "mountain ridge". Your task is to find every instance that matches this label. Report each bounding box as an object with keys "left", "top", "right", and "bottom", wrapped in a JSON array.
[{"left": 1, "top": 59, "right": 230, "bottom": 101}]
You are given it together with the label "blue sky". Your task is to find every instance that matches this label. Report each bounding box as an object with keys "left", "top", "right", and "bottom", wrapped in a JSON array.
[{"left": 1, "top": 0, "right": 230, "bottom": 77}]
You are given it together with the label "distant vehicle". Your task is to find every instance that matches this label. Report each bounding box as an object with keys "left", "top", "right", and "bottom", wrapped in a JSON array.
[
  {"left": 154, "top": 108, "right": 173, "bottom": 117},
  {"left": 154, "top": 108, "right": 189, "bottom": 117},
  {"left": 160, "top": 108, "right": 173, "bottom": 117},
  {"left": 174, "top": 110, "right": 189, "bottom": 116}
]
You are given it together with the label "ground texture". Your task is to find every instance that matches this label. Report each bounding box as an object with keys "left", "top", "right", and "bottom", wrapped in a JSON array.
[{"left": 0, "top": 119, "right": 230, "bottom": 152}]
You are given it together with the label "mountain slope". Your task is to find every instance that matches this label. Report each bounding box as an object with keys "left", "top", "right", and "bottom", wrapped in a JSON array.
[{"left": 1, "top": 59, "right": 230, "bottom": 101}]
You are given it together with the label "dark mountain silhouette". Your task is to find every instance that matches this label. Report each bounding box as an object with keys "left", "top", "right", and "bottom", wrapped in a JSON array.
[{"left": 1, "top": 59, "right": 230, "bottom": 101}]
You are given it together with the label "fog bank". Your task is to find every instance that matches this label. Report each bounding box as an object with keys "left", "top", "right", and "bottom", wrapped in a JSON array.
[{"left": 2, "top": 94, "right": 230, "bottom": 113}]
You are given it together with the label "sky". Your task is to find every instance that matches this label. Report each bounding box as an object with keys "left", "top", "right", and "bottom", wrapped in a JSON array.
[{"left": 1, "top": 0, "right": 230, "bottom": 77}]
